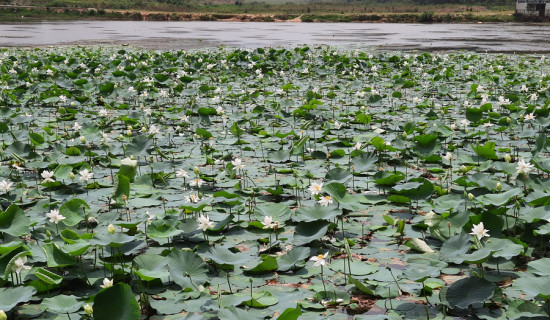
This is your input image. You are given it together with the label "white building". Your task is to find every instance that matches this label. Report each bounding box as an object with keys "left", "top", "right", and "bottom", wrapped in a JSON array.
[{"left": 516, "top": 0, "right": 550, "bottom": 17}]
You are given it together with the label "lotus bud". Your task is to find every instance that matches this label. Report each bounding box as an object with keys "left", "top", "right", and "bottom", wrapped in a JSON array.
[
  {"left": 87, "top": 216, "right": 98, "bottom": 224},
  {"left": 460, "top": 165, "right": 467, "bottom": 172},
  {"left": 119, "top": 134, "right": 124, "bottom": 140},
  {"left": 126, "top": 130, "right": 132, "bottom": 136},
  {"left": 468, "top": 193, "right": 474, "bottom": 201},
  {"left": 496, "top": 182, "right": 502, "bottom": 191},
  {"left": 465, "top": 128, "right": 469, "bottom": 133},
  {"left": 70, "top": 102, "right": 75, "bottom": 107},
  {"left": 402, "top": 131, "right": 407, "bottom": 138},
  {"left": 193, "top": 166, "right": 200, "bottom": 174},
  {"left": 0, "top": 310, "right": 6, "bottom": 320},
  {"left": 504, "top": 154, "right": 511, "bottom": 163},
  {"left": 80, "top": 136, "right": 86, "bottom": 143},
  {"left": 506, "top": 117, "right": 511, "bottom": 123},
  {"left": 107, "top": 224, "right": 116, "bottom": 234},
  {"left": 127, "top": 126, "right": 133, "bottom": 131},
  {"left": 141, "top": 127, "right": 147, "bottom": 133},
  {"left": 69, "top": 172, "right": 75, "bottom": 180},
  {"left": 83, "top": 304, "right": 93, "bottom": 316}
]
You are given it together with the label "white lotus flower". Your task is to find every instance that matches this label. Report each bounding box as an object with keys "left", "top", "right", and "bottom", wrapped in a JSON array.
[
  {"left": 189, "top": 178, "right": 205, "bottom": 188},
  {"left": 520, "top": 84, "right": 528, "bottom": 92},
  {"left": 145, "top": 211, "right": 155, "bottom": 225},
  {"left": 443, "top": 152, "right": 453, "bottom": 161},
  {"left": 334, "top": 121, "right": 342, "bottom": 130},
  {"left": 72, "top": 122, "right": 82, "bottom": 131},
  {"left": 524, "top": 113, "right": 536, "bottom": 121},
  {"left": 196, "top": 214, "right": 214, "bottom": 231},
  {"left": 308, "top": 181, "right": 323, "bottom": 196},
  {"left": 310, "top": 252, "right": 329, "bottom": 267},
  {"left": 98, "top": 108, "right": 109, "bottom": 117},
  {"left": 261, "top": 216, "right": 276, "bottom": 229},
  {"left": 101, "top": 132, "right": 110, "bottom": 143},
  {"left": 100, "top": 278, "right": 113, "bottom": 288},
  {"left": 516, "top": 158, "right": 534, "bottom": 174},
  {"left": 318, "top": 195, "right": 333, "bottom": 206},
  {"left": 184, "top": 194, "right": 200, "bottom": 203},
  {"left": 176, "top": 169, "right": 189, "bottom": 178},
  {"left": 352, "top": 142, "right": 362, "bottom": 151},
  {"left": 46, "top": 209, "right": 66, "bottom": 224},
  {"left": 12, "top": 256, "right": 31, "bottom": 274},
  {"left": 231, "top": 158, "right": 245, "bottom": 170},
  {"left": 460, "top": 119, "right": 470, "bottom": 127},
  {"left": 41, "top": 170, "right": 55, "bottom": 183},
  {"left": 120, "top": 157, "right": 137, "bottom": 167},
  {"left": 469, "top": 222, "right": 490, "bottom": 240},
  {"left": 148, "top": 125, "right": 160, "bottom": 135},
  {"left": 0, "top": 180, "right": 14, "bottom": 193},
  {"left": 79, "top": 169, "right": 94, "bottom": 181}
]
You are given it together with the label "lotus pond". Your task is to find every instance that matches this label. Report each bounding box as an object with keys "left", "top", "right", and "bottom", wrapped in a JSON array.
[{"left": 0, "top": 46, "right": 550, "bottom": 320}]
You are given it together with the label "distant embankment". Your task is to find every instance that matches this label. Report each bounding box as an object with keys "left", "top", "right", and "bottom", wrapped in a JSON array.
[{"left": 0, "top": 4, "right": 516, "bottom": 23}]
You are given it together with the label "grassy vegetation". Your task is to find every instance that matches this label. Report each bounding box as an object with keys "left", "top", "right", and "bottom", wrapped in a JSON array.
[{"left": 0, "top": 0, "right": 518, "bottom": 22}]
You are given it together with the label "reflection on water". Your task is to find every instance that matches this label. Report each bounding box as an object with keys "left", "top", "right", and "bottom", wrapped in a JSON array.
[{"left": 0, "top": 21, "right": 550, "bottom": 52}]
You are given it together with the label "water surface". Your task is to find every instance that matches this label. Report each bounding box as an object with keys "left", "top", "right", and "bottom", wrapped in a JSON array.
[{"left": 1, "top": 21, "right": 549, "bottom": 52}]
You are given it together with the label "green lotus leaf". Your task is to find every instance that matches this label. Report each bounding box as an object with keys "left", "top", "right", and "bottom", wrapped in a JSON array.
[
  {"left": 34, "top": 267, "right": 63, "bottom": 285},
  {"left": 0, "top": 286, "right": 37, "bottom": 311},
  {"left": 277, "top": 247, "right": 310, "bottom": 272},
  {"left": 42, "top": 243, "right": 77, "bottom": 268},
  {"left": 40, "top": 295, "right": 81, "bottom": 314},
  {"left": 168, "top": 249, "right": 208, "bottom": 289},
  {"left": 59, "top": 199, "right": 90, "bottom": 227},
  {"left": 93, "top": 283, "right": 140, "bottom": 320},
  {"left": 440, "top": 277, "right": 495, "bottom": 309},
  {"left": 0, "top": 204, "right": 31, "bottom": 237},
  {"left": 293, "top": 220, "right": 331, "bottom": 246},
  {"left": 293, "top": 205, "right": 342, "bottom": 222}
]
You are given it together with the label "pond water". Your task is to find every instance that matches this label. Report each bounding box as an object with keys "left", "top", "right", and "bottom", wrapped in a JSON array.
[{"left": 1, "top": 20, "right": 550, "bottom": 52}]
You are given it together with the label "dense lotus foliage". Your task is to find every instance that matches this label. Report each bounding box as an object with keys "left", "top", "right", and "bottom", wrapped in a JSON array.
[{"left": 0, "top": 45, "right": 550, "bottom": 320}]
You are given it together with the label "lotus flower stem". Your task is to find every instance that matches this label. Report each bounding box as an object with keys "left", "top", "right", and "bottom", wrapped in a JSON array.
[
  {"left": 226, "top": 272, "right": 233, "bottom": 293},
  {"left": 387, "top": 265, "right": 402, "bottom": 293},
  {"left": 320, "top": 265, "right": 327, "bottom": 292}
]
